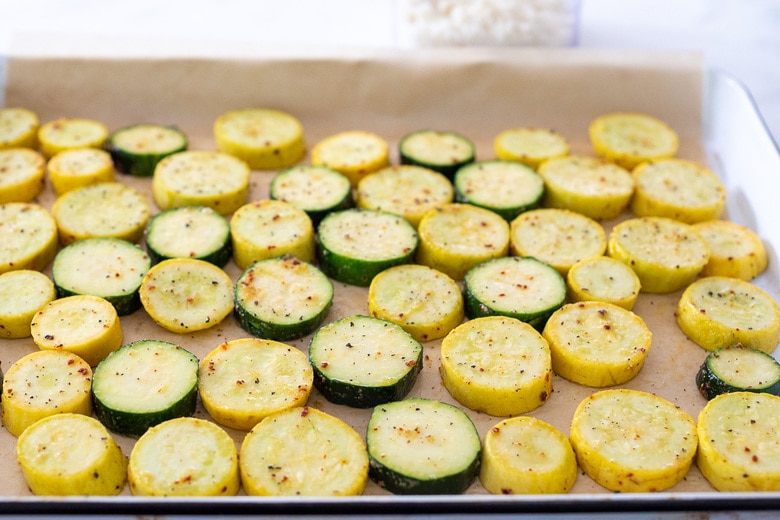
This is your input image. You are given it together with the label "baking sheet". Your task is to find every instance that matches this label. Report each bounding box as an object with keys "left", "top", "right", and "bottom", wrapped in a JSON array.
[{"left": 2, "top": 48, "right": 780, "bottom": 513}]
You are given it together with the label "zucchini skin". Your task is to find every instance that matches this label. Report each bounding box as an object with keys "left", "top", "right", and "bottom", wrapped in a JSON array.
[
  {"left": 94, "top": 389, "right": 197, "bottom": 438},
  {"left": 369, "top": 455, "right": 480, "bottom": 496},
  {"left": 696, "top": 344, "right": 780, "bottom": 400},
  {"left": 399, "top": 130, "right": 475, "bottom": 180},
  {"left": 106, "top": 124, "right": 188, "bottom": 177}
]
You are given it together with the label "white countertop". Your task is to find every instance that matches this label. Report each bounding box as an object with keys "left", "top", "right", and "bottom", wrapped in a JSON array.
[{"left": 0, "top": 0, "right": 778, "bottom": 146}]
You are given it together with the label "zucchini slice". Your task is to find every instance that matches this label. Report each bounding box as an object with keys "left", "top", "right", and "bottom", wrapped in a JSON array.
[
  {"left": 416, "top": 203, "right": 510, "bottom": 281},
  {"left": 230, "top": 199, "right": 316, "bottom": 270},
  {"left": 570, "top": 389, "right": 698, "bottom": 492},
  {"left": 607, "top": 216, "right": 709, "bottom": 294},
  {"left": 480, "top": 416, "right": 577, "bottom": 495},
  {"left": 47, "top": 148, "right": 115, "bottom": 196},
  {"left": 493, "top": 127, "right": 570, "bottom": 169},
  {"left": 139, "top": 258, "right": 234, "bottom": 334},
  {"left": 38, "top": 117, "right": 109, "bottom": 158},
  {"left": 52, "top": 237, "right": 151, "bottom": 316},
  {"left": 234, "top": 256, "right": 333, "bottom": 341},
  {"left": 128, "top": 417, "right": 239, "bottom": 496},
  {"left": 17, "top": 413, "right": 127, "bottom": 496},
  {"left": 198, "top": 337, "right": 313, "bottom": 431},
  {"left": 31, "top": 294, "right": 123, "bottom": 367},
  {"left": 537, "top": 155, "right": 635, "bottom": 221},
  {"left": 697, "top": 392, "right": 780, "bottom": 491},
  {"left": 51, "top": 181, "right": 151, "bottom": 245},
  {"left": 92, "top": 339, "right": 199, "bottom": 437},
  {"left": 0, "top": 202, "right": 58, "bottom": 274},
  {"left": 399, "top": 129, "right": 475, "bottom": 180},
  {"left": 144, "top": 205, "right": 232, "bottom": 267},
  {"left": 311, "top": 130, "right": 390, "bottom": 187},
  {"left": 543, "top": 301, "right": 652, "bottom": 387},
  {"left": 631, "top": 158, "right": 726, "bottom": 224},
  {"left": 1, "top": 349, "right": 93, "bottom": 437},
  {"left": 106, "top": 124, "right": 188, "bottom": 177},
  {"left": 0, "top": 107, "right": 39, "bottom": 150},
  {"left": 696, "top": 344, "right": 780, "bottom": 400},
  {"left": 270, "top": 165, "right": 354, "bottom": 225},
  {"left": 440, "top": 316, "right": 553, "bottom": 416},
  {"left": 588, "top": 112, "right": 679, "bottom": 170},
  {"left": 463, "top": 256, "right": 566, "bottom": 330},
  {"left": 316, "top": 208, "right": 418, "bottom": 287},
  {"left": 566, "top": 255, "right": 642, "bottom": 311},
  {"left": 366, "top": 398, "right": 481, "bottom": 495},
  {"left": 0, "top": 269, "right": 55, "bottom": 339},
  {"left": 453, "top": 160, "right": 544, "bottom": 221},
  {"left": 152, "top": 150, "right": 250, "bottom": 215},
  {"left": 676, "top": 276, "right": 780, "bottom": 354},
  {"left": 308, "top": 315, "right": 423, "bottom": 408},
  {"left": 0, "top": 148, "right": 45, "bottom": 203},
  {"left": 214, "top": 108, "right": 305, "bottom": 170},
  {"left": 692, "top": 219, "right": 768, "bottom": 281},
  {"left": 356, "top": 165, "right": 454, "bottom": 228},
  {"left": 240, "top": 406, "right": 369, "bottom": 496},
  {"left": 367, "top": 263, "right": 464, "bottom": 343},
  {"left": 510, "top": 208, "right": 606, "bottom": 276}
]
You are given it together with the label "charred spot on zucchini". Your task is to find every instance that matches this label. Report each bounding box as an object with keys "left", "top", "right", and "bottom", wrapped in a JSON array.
[
  {"left": 92, "top": 339, "right": 199, "bottom": 437},
  {"left": 308, "top": 315, "right": 423, "bottom": 408},
  {"left": 696, "top": 344, "right": 780, "bottom": 400},
  {"left": 234, "top": 256, "right": 333, "bottom": 341},
  {"left": 106, "top": 124, "right": 188, "bottom": 177}
]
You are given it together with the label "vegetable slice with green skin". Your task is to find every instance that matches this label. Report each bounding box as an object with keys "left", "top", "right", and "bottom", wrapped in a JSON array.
[
  {"left": 399, "top": 130, "right": 475, "bottom": 180},
  {"left": 234, "top": 256, "right": 333, "bottom": 341},
  {"left": 366, "top": 397, "right": 481, "bottom": 495},
  {"left": 454, "top": 160, "right": 544, "bottom": 221},
  {"left": 106, "top": 124, "right": 188, "bottom": 177},
  {"left": 316, "top": 208, "right": 418, "bottom": 287},
  {"left": 270, "top": 165, "right": 354, "bottom": 225},
  {"left": 463, "top": 256, "right": 566, "bottom": 331},
  {"left": 92, "top": 339, "right": 199, "bottom": 438},
  {"left": 145, "top": 205, "right": 232, "bottom": 267},
  {"left": 52, "top": 237, "right": 150, "bottom": 316},
  {"left": 696, "top": 344, "right": 780, "bottom": 400},
  {"left": 309, "top": 315, "right": 423, "bottom": 408}
]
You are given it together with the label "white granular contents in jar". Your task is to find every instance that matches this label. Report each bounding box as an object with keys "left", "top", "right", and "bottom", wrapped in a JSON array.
[{"left": 401, "top": 0, "right": 580, "bottom": 47}]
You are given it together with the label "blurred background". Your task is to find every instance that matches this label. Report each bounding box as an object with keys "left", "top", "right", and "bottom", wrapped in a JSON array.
[{"left": 0, "top": 0, "right": 778, "bottom": 143}]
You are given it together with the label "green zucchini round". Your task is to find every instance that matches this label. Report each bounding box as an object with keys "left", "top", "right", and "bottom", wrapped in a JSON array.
[
  {"left": 144, "top": 205, "right": 232, "bottom": 267},
  {"left": 106, "top": 124, "right": 188, "bottom": 177},
  {"left": 234, "top": 256, "right": 333, "bottom": 341},
  {"left": 92, "top": 339, "right": 199, "bottom": 437},
  {"left": 399, "top": 130, "right": 475, "bottom": 180},
  {"left": 463, "top": 256, "right": 566, "bottom": 331},
  {"left": 453, "top": 160, "right": 544, "bottom": 221},
  {"left": 309, "top": 315, "right": 423, "bottom": 408},
  {"left": 696, "top": 343, "right": 780, "bottom": 400},
  {"left": 270, "top": 165, "right": 354, "bottom": 225}
]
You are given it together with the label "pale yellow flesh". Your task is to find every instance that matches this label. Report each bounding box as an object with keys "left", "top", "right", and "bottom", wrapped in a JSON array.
[
  {"left": 311, "top": 131, "right": 390, "bottom": 186},
  {"left": 543, "top": 301, "right": 652, "bottom": 387},
  {"left": 480, "top": 416, "right": 577, "bottom": 495},
  {"left": 0, "top": 107, "right": 39, "bottom": 149},
  {"left": 17, "top": 413, "right": 127, "bottom": 495},
  {"left": 140, "top": 258, "right": 234, "bottom": 333},
  {"left": 510, "top": 208, "right": 606, "bottom": 275},
  {"left": 356, "top": 165, "right": 453, "bottom": 227},
  {"left": 0, "top": 270, "right": 55, "bottom": 339},
  {"left": 693, "top": 219, "right": 768, "bottom": 280},
  {"left": 676, "top": 276, "right": 780, "bottom": 353},
  {"left": 272, "top": 166, "right": 352, "bottom": 211},
  {"left": 52, "top": 182, "right": 150, "bottom": 244},
  {"left": 319, "top": 209, "right": 417, "bottom": 261},
  {"left": 367, "top": 264, "right": 464, "bottom": 342},
  {"left": 0, "top": 148, "right": 45, "bottom": 203},
  {"left": 38, "top": 118, "right": 108, "bottom": 158},
  {"left": 2, "top": 350, "right": 93, "bottom": 437},
  {"left": 0, "top": 202, "right": 58, "bottom": 274},
  {"left": 47, "top": 148, "right": 115, "bottom": 195},
  {"left": 697, "top": 392, "right": 780, "bottom": 491},
  {"left": 493, "top": 127, "right": 569, "bottom": 168},
  {"left": 400, "top": 131, "right": 473, "bottom": 165},
  {"left": 240, "top": 407, "right": 368, "bottom": 496},
  {"left": 128, "top": 417, "right": 239, "bottom": 496},
  {"left": 198, "top": 338, "right": 313, "bottom": 431},
  {"left": 455, "top": 161, "right": 543, "bottom": 209},
  {"left": 566, "top": 256, "right": 641, "bottom": 310},
  {"left": 112, "top": 125, "right": 186, "bottom": 154},
  {"left": 146, "top": 206, "right": 229, "bottom": 259},
  {"left": 440, "top": 316, "right": 553, "bottom": 416},
  {"left": 570, "top": 389, "right": 697, "bottom": 492},
  {"left": 589, "top": 112, "right": 679, "bottom": 169}
]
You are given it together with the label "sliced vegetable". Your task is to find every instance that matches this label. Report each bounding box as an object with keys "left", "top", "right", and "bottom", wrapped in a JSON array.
[
  {"left": 309, "top": 315, "right": 422, "bottom": 408},
  {"left": 92, "top": 339, "right": 199, "bottom": 437},
  {"left": 0, "top": 107, "right": 39, "bottom": 150},
  {"left": 0, "top": 148, "right": 45, "bottom": 203},
  {"left": 367, "top": 398, "right": 481, "bottom": 495},
  {"left": 47, "top": 148, "right": 115, "bottom": 195},
  {"left": 310, "top": 130, "right": 390, "bottom": 187},
  {"left": 453, "top": 160, "right": 544, "bottom": 221},
  {"left": 399, "top": 129, "right": 474, "bottom": 180},
  {"left": 0, "top": 269, "right": 55, "bottom": 339},
  {"left": 106, "top": 123, "right": 188, "bottom": 177},
  {"left": 566, "top": 255, "right": 642, "bottom": 310},
  {"left": 692, "top": 219, "right": 768, "bottom": 281},
  {"left": 144, "top": 205, "right": 232, "bottom": 267},
  {"left": 696, "top": 344, "right": 780, "bottom": 400},
  {"left": 588, "top": 112, "right": 679, "bottom": 170},
  {"left": 270, "top": 165, "right": 354, "bottom": 225},
  {"left": 493, "top": 127, "right": 569, "bottom": 169},
  {"left": 234, "top": 256, "right": 333, "bottom": 341},
  {"left": 38, "top": 117, "right": 109, "bottom": 158},
  {"left": 0, "top": 202, "right": 58, "bottom": 274}
]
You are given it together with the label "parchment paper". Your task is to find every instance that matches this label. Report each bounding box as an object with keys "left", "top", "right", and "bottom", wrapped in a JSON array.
[{"left": 1, "top": 48, "right": 718, "bottom": 497}]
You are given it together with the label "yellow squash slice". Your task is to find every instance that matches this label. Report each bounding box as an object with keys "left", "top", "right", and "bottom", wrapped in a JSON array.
[
  {"left": 47, "top": 148, "right": 115, "bottom": 195},
  {"left": 37, "top": 118, "right": 108, "bottom": 158},
  {"left": 0, "top": 202, "right": 58, "bottom": 275},
  {"left": 493, "top": 127, "right": 570, "bottom": 169},
  {"left": 692, "top": 219, "right": 768, "bottom": 281},
  {"left": 0, "top": 270, "right": 55, "bottom": 339},
  {"left": 589, "top": 112, "right": 679, "bottom": 170},
  {"left": 0, "top": 148, "right": 46, "bottom": 203},
  {"left": 311, "top": 130, "right": 390, "bottom": 187},
  {"left": 0, "top": 107, "right": 39, "bottom": 150},
  {"left": 566, "top": 255, "right": 641, "bottom": 310}
]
